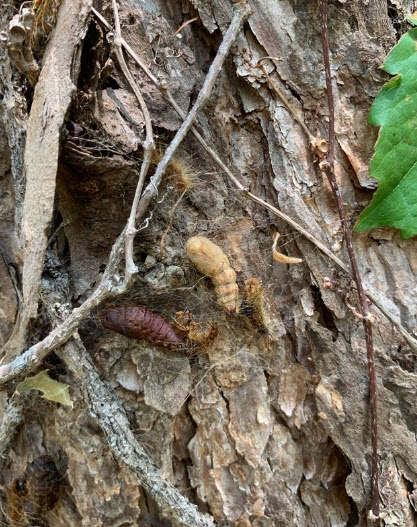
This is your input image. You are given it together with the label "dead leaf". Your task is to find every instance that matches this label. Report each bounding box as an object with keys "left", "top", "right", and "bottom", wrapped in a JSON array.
[
  {"left": 16, "top": 370, "right": 73, "bottom": 407},
  {"left": 272, "top": 232, "right": 302, "bottom": 264}
]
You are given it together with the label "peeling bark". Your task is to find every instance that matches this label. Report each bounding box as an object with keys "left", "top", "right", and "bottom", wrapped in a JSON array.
[{"left": 5, "top": 0, "right": 91, "bottom": 358}]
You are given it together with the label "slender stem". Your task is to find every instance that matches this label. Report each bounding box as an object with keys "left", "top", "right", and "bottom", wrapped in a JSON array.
[
  {"left": 258, "top": 62, "right": 315, "bottom": 143},
  {"left": 0, "top": 287, "right": 106, "bottom": 384},
  {"left": 111, "top": 0, "right": 155, "bottom": 286},
  {"left": 92, "top": 7, "right": 161, "bottom": 86},
  {"left": 173, "top": 16, "right": 199, "bottom": 38},
  {"left": 133, "top": 2, "right": 251, "bottom": 227},
  {"left": 319, "top": 0, "right": 379, "bottom": 518}
]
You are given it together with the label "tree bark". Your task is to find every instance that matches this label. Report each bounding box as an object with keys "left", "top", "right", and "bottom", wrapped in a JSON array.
[{"left": 1, "top": 1, "right": 417, "bottom": 526}]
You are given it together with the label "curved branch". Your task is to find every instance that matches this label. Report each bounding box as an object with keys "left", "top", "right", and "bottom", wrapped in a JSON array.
[{"left": 111, "top": 0, "right": 155, "bottom": 286}]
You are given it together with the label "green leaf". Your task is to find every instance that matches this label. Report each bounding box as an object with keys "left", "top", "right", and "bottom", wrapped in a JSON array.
[
  {"left": 356, "top": 26, "right": 417, "bottom": 238},
  {"left": 16, "top": 370, "right": 73, "bottom": 407}
]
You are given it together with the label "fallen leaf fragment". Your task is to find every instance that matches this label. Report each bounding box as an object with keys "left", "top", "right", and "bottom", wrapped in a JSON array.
[
  {"left": 16, "top": 370, "right": 73, "bottom": 407},
  {"left": 272, "top": 232, "right": 302, "bottom": 264}
]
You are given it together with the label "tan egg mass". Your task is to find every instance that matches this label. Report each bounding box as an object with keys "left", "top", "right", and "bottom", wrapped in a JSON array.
[{"left": 186, "top": 236, "right": 239, "bottom": 312}]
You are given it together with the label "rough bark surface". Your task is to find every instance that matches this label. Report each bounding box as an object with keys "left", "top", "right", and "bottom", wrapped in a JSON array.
[{"left": 1, "top": 0, "right": 417, "bottom": 526}]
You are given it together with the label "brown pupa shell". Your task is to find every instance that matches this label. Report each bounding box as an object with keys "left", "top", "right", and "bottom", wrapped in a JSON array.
[
  {"left": 175, "top": 310, "right": 218, "bottom": 350},
  {"left": 186, "top": 236, "right": 239, "bottom": 312},
  {"left": 7, "top": 456, "right": 60, "bottom": 525},
  {"left": 100, "top": 306, "right": 185, "bottom": 349}
]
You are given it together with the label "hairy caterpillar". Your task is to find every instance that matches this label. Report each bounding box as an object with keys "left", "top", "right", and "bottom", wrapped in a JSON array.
[
  {"left": 239, "top": 278, "right": 268, "bottom": 333},
  {"left": 6, "top": 456, "right": 60, "bottom": 525},
  {"left": 100, "top": 306, "right": 185, "bottom": 349},
  {"left": 152, "top": 150, "right": 197, "bottom": 192},
  {"left": 185, "top": 236, "right": 239, "bottom": 313}
]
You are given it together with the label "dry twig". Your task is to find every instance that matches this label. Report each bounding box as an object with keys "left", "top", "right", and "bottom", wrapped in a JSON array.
[
  {"left": 258, "top": 61, "right": 315, "bottom": 145},
  {"left": 131, "top": 2, "right": 251, "bottom": 230},
  {"left": 257, "top": 59, "right": 329, "bottom": 157},
  {"left": 110, "top": 0, "right": 155, "bottom": 287},
  {"left": 172, "top": 16, "right": 199, "bottom": 38}
]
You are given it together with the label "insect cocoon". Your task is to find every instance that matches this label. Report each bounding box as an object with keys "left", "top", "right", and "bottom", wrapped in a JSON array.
[
  {"left": 152, "top": 149, "right": 197, "bottom": 192},
  {"left": 175, "top": 310, "right": 218, "bottom": 350},
  {"left": 100, "top": 306, "right": 185, "bottom": 349},
  {"left": 186, "top": 236, "right": 239, "bottom": 312}
]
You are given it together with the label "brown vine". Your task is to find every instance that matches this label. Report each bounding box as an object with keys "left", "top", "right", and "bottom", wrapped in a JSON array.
[{"left": 319, "top": 0, "right": 380, "bottom": 519}]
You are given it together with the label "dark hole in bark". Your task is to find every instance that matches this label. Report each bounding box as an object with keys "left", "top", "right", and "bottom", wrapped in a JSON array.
[
  {"left": 387, "top": 1, "right": 405, "bottom": 40},
  {"left": 101, "top": 75, "right": 120, "bottom": 90},
  {"left": 78, "top": 21, "right": 106, "bottom": 92},
  {"left": 42, "top": 352, "right": 68, "bottom": 379},
  {"left": 311, "top": 284, "right": 338, "bottom": 337}
]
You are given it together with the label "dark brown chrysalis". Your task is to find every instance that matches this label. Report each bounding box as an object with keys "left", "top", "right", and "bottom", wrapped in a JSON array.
[
  {"left": 6, "top": 456, "right": 61, "bottom": 526},
  {"left": 100, "top": 306, "right": 185, "bottom": 349}
]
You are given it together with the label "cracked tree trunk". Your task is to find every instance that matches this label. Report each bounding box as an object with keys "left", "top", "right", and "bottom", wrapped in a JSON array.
[{"left": 1, "top": 1, "right": 417, "bottom": 526}]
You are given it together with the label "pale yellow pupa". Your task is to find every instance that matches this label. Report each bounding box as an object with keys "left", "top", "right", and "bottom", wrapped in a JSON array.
[{"left": 186, "top": 236, "right": 239, "bottom": 313}]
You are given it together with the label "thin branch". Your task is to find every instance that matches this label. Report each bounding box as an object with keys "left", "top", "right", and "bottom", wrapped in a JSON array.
[
  {"left": 319, "top": 0, "right": 379, "bottom": 518},
  {"left": 63, "top": 336, "right": 215, "bottom": 527},
  {"left": 91, "top": 6, "right": 417, "bottom": 353},
  {"left": 0, "top": 288, "right": 106, "bottom": 384},
  {"left": 256, "top": 59, "right": 329, "bottom": 158},
  {"left": 111, "top": 0, "right": 154, "bottom": 286},
  {"left": 255, "top": 62, "right": 417, "bottom": 352},
  {"left": 0, "top": 3, "right": 250, "bottom": 387},
  {"left": 173, "top": 16, "right": 199, "bottom": 38},
  {"left": 92, "top": 7, "right": 161, "bottom": 87}
]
